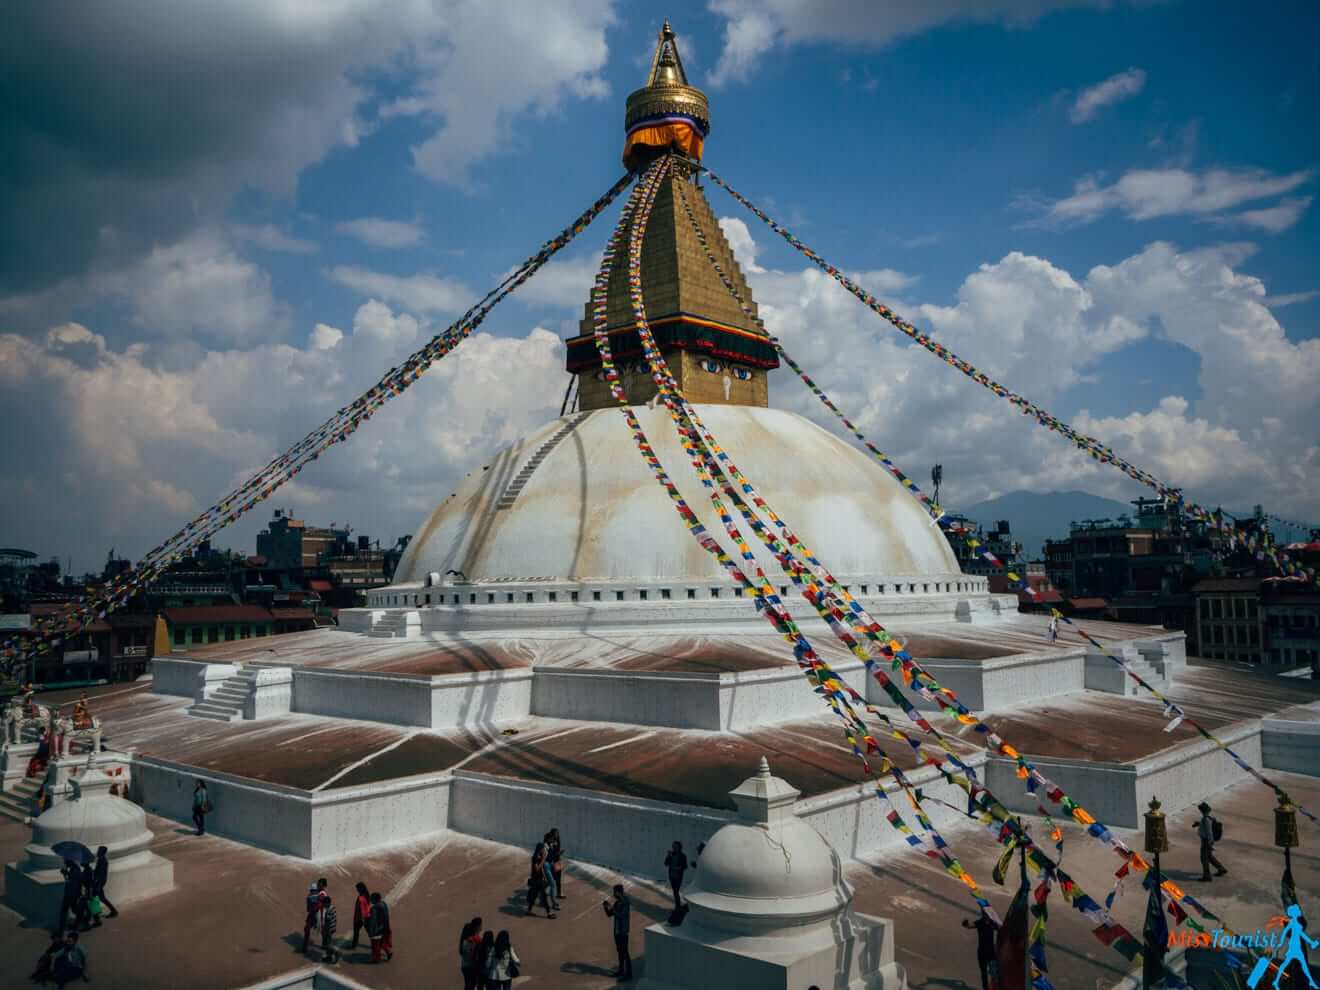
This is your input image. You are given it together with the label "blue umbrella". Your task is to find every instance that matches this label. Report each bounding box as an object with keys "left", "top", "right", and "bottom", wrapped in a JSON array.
[{"left": 51, "top": 841, "right": 93, "bottom": 865}]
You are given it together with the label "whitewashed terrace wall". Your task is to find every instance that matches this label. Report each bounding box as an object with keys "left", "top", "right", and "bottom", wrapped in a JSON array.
[
  {"left": 448, "top": 771, "right": 733, "bottom": 879},
  {"left": 1133, "top": 722, "right": 1260, "bottom": 822},
  {"left": 797, "top": 756, "right": 986, "bottom": 859},
  {"left": 290, "top": 667, "right": 532, "bottom": 729},
  {"left": 984, "top": 723, "right": 1262, "bottom": 829},
  {"left": 308, "top": 773, "right": 451, "bottom": 859},
  {"left": 721, "top": 661, "right": 868, "bottom": 731},
  {"left": 868, "top": 650, "right": 1086, "bottom": 713},
  {"left": 132, "top": 756, "right": 314, "bottom": 857},
  {"left": 1261, "top": 718, "right": 1320, "bottom": 776},
  {"left": 532, "top": 668, "right": 720, "bottom": 729},
  {"left": 530, "top": 662, "right": 869, "bottom": 731},
  {"left": 131, "top": 756, "right": 453, "bottom": 860},
  {"left": 151, "top": 657, "right": 236, "bottom": 698}
]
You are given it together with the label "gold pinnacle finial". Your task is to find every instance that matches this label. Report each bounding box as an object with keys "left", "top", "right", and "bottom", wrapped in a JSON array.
[{"left": 624, "top": 21, "right": 710, "bottom": 170}]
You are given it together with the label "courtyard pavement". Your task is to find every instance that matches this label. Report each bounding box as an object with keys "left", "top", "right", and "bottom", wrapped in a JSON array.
[{"left": 0, "top": 767, "right": 1315, "bottom": 988}]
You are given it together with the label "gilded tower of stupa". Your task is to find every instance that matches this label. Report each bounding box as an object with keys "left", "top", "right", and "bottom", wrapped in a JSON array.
[{"left": 565, "top": 21, "right": 779, "bottom": 412}]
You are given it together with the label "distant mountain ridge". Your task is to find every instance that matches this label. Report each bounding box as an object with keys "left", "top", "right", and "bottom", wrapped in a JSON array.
[{"left": 951, "top": 490, "right": 1133, "bottom": 558}]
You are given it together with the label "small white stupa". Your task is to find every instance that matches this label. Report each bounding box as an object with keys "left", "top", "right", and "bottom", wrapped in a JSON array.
[
  {"left": 4, "top": 760, "right": 174, "bottom": 928},
  {"left": 641, "top": 758, "right": 907, "bottom": 990}
]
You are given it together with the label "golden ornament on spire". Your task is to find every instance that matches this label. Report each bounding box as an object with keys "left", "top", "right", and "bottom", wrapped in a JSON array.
[{"left": 623, "top": 20, "right": 710, "bottom": 171}]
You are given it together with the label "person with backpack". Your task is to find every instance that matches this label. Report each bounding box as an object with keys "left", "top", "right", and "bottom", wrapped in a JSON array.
[
  {"left": 1193, "top": 801, "right": 1227, "bottom": 881},
  {"left": 485, "top": 930, "right": 520, "bottom": 990},
  {"left": 366, "top": 892, "right": 393, "bottom": 963},
  {"left": 319, "top": 894, "right": 340, "bottom": 963}
]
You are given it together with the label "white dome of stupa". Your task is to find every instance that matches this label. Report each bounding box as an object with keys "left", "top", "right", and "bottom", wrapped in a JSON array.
[
  {"left": 686, "top": 756, "right": 853, "bottom": 935},
  {"left": 395, "top": 405, "right": 961, "bottom": 586}
]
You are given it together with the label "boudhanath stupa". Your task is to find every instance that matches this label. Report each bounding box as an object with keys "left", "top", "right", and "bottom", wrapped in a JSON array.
[{"left": 4, "top": 21, "right": 1317, "bottom": 990}]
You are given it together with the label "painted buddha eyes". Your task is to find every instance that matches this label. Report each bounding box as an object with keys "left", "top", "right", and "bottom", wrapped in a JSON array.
[
  {"left": 701, "top": 358, "right": 722, "bottom": 373},
  {"left": 732, "top": 366, "right": 753, "bottom": 381}
]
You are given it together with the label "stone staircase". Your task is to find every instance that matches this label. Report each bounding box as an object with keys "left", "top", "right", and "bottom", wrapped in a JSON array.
[
  {"left": 495, "top": 412, "right": 589, "bottom": 510},
  {"left": 1084, "top": 643, "right": 1169, "bottom": 697},
  {"left": 368, "top": 610, "right": 419, "bottom": 639},
  {"left": 186, "top": 667, "right": 256, "bottom": 722},
  {"left": 0, "top": 776, "right": 42, "bottom": 823}
]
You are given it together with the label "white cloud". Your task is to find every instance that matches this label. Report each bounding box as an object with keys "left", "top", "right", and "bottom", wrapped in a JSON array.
[
  {"left": 336, "top": 217, "right": 426, "bottom": 249},
  {"left": 707, "top": 0, "right": 1110, "bottom": 86},
  {"left": 504, "top": 253, "right": 601, "bottom": 309},
  {"left": 1069, "top": 67, "right": 1147, "bottom": 123},
  {"left": 724, "top": 220, "right": 1319, "bottom": 521},
  {"left": 309, "top": 323, "right": 344, "bottom": 350},
  {"left": 351, "top": 299, "right": 419, "bottom": 344},
  {"left": 327, "top": 265, "right": 471, "bottom": 315},
  {"left": 382, "top": 2, "right": 615, "bottom": 185},
  {"left": 1265, "top": 290, "right": 1319, "bottom": 308},
  {"left": 1033, "top": 166, "right": 1314, "bottom": 231},
  {"left": 1227, "top": 196, "right": 1314, "bottom": 234},
  {"left": 719, "top": 217, "right": 765, "bottom": 273},
  {"left": 229, "top": 224, "right": 319, "bottom": 254}
]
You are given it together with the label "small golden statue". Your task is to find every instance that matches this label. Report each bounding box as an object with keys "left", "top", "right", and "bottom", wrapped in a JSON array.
[{"left": 72, "top": 693, "right": 92, "bottom": 730}]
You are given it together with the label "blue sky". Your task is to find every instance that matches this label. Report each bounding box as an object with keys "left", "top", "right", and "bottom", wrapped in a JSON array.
[{"left": 2, "top": 0, "right": 1317, "bottom": 568}]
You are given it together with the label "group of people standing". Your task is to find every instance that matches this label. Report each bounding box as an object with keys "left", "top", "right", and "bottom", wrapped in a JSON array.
[
  {"left": 300, "top": 878, "right": 392, "bottom": 965},
  {"left": 459, "top": 918, "right": 521, "bottom": 989}
]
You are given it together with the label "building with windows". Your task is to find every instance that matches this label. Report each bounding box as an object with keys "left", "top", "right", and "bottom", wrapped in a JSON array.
[
  {"left": 255, "top": 510, "right": 351, "bottom": 571},
  {"left": 162, "top": 605, "right": 274, "bottom": 649},
  {"left": 1192, "top": 576, "right": 1320, "bottom": 672}
]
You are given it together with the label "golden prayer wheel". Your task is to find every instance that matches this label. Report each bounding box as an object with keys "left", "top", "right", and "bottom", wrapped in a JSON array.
[
  {"left": 1144, "top": 796, "right": 1168, "bottom": 854},
  {"left": 1275, "top": 793, "right": 1299, "bottom": 849}
]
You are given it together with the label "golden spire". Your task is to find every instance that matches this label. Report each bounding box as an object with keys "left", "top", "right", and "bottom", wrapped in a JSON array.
[{"left": 624, "top": 21, "right": 710, "bottom": 170}]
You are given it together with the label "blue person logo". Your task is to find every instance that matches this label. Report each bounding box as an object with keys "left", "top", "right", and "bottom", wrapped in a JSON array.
[{"left": 1246, "top": 905, "right": 1317, "bottom": 990}]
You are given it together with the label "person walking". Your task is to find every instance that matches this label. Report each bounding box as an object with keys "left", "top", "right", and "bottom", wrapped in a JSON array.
[
  {"left": 51, "top": 931, "right": 89, "bottom": 987},
  {"left": 351, "top": 881, "right": 371, "bottom": 949},
  {"left": 319, "top": 894, "right": 340, "bottom": 964},
  {"left": 91, "top": 846, "right": 119, "bottom": 920},
  {"left": 485, "top": 930, "right": 520, "bottom": 990},
  {"left": 79, "top": 861, "right": 100, "bottom": 929},
  {"left": 1192, "top": 801, "right": 1227, "bottom": 881},
  {"left": 1048, "top": 614, "right": 1059, "bottom": 643},
  {"left": 57, "top": 860, "right": 82, "bottom": 935},
  {"left": 603, "top": 884, "right": 633, "bottom": 981},
  {"left": 367, "top": 892, "right": 393, "bottom": 963},
  {"left": 961, "top": 911, "right": 1000, "bottom": 990},
  {"left": 302, "top": 880, "right": 326, "bottom": 955},
  {"left": 459, "top": 917, "right": 483, "bottom": 990},
  {"left": 664, "top": 841, "right": 688, "bottom": 912},
  {"left": 548, "top": 827, "right": 566, "bottom": 901},
  {"left": 192, "top": 779, "right": 210, "bottom": 836},
  {"left": 526, "top": 841, "right": 556, "bottom": 918}
]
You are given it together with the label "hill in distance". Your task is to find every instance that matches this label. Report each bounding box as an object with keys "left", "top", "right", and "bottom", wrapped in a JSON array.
[{"left": 952, "top": 490, "right": 1132, "bottom": 559}]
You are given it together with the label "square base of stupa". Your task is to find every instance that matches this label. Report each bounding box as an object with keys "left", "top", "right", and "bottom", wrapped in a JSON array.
[
  {"left": 638, "top": 912, "right": 907, "bottom": 990},
  {"left": 4, "top": 852, "right": 175, "bottom": 929}
]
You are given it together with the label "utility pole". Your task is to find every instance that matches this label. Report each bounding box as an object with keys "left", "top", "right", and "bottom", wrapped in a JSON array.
[{"left": 931, "top": 464, "right": 943, "bottom": 509}]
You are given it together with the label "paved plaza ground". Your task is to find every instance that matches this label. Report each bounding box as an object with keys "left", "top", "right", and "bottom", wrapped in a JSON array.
[{"left": 1, "top": 767, "right": 1315, "bottom": 988}]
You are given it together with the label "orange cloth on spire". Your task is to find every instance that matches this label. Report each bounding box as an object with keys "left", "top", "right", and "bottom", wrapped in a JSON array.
[{"left": 623, "top": 121, "right": 704, "bottom": 168}]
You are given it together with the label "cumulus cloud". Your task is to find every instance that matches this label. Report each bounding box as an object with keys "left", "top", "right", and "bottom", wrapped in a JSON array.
[
  {"left": 707, "top": 0, "right": 1111, "bottom": 85},
  {"left": 504, "top": 254, "right": 602, "bottom": 309},
  {"left": 1069, "top": 67, "right": 1147, "bottom": 123},
  {"left": 1031, "top": 166, "right": 1314, "bottom": 231},
  {"left": 719, "top": 217, "right": 765, "bottom": 273},
  {"left": 0, "top": 1, "right": 617, "bottom": 296},
  {"left": 727, "top": 223, "right": 1318, "bottom": 522},
  {"left": 327, "top": 266, "right": 472, "bottom": 315},
  {"left": 336, "top": 218, "right": 426, "bottom": 249},
  {"left": 0, "top": 307, "right": 571, "bottom": 560}
]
